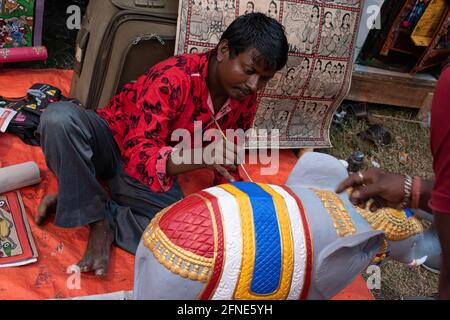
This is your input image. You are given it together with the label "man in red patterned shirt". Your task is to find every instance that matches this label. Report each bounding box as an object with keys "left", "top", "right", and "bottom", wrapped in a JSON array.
[{"left": 35, "top": 13, "right": 288, "bottom": 276}]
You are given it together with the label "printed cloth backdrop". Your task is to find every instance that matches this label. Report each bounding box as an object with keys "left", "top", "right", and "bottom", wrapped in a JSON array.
[
  {"left": 175, "top": 0, "right": 364, "bottom": 148},
  {"left": 0, "top": 0, "right": 44, "bottom": 48}
]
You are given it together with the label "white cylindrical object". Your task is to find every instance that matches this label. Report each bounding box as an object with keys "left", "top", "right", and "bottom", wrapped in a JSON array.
[{"left": 0, "top": 162, "right": 41, "bottom": 194}]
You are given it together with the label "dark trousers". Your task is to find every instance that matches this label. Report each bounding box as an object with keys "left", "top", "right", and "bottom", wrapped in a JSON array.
[{"left": 37, "top": 102, "right": 184, "bottom": 254}]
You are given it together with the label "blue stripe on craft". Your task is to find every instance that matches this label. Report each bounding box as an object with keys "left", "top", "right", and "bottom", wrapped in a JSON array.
[{"left": 231, "top": 182, "right": 281, "bottom": 294}]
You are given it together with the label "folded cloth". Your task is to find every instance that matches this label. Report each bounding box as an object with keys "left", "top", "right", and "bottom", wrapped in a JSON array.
[{"left": 1, "top": 83, "right": 80, "bottom": 146}]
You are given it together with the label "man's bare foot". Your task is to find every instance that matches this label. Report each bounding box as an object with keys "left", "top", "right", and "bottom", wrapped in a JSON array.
[
  {"left": 36, "top": 193, "right": 58, "bottom": 225},
  {"left": 77, "top": 218, "right": 114, "bottom": 277}
]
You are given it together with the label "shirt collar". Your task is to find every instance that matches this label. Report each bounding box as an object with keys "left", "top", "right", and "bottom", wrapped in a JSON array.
[{"left": 199, "top": 49, "right": 235, "bottom": 119}]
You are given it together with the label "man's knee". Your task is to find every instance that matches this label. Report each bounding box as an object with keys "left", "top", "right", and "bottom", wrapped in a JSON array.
[{"left": 39, "top": 101, "right": 83, "bottom": 133}]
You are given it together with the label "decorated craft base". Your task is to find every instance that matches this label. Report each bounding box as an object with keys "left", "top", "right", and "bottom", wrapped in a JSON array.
[{"left": 175, "top": 0, "right": 364, "bottom": 148}]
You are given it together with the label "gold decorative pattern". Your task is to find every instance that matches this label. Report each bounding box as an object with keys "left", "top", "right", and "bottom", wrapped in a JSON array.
[
  {"left": 310, "top": 188, "right": 356, "bottom": 237},
  {"left": 143, "top": 206, "right": 214, "bottom": 283},
  {"left": 353, "top": 206, "right": 423, "bottom": 241},
  {"left": 372, "top": 239, "right": 389, "bottom": 265}
]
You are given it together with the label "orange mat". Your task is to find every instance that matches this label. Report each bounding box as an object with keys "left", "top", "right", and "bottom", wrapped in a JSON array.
[{"left": 0, "top": 68, "right": 373, "bottom": 300}]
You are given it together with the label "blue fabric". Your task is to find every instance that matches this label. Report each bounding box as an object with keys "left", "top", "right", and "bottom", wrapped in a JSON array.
[
  {"left": 232, "top": 182, "right": 281, "bottom": 294},
  {"left": 404, "top": 208, "right": 414, "bottom": 217}
]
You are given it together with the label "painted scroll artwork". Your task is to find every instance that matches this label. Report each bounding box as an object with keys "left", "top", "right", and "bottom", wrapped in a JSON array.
[
  {"left": 175, "top": 0, "right": 364, "bottom": 148},
  {"left": 0, "top": 191, "right": 38, "bottom": 267},
  {"left": 0, "top": 0, "right": 44, "bottom": 48}
]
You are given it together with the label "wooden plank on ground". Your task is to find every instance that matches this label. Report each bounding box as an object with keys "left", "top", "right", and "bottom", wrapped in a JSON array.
[{"left": 347, "top": 64, "right": 437, "bottom": 109}]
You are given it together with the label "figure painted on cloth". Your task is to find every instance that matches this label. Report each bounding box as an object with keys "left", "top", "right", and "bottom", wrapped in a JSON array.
[
  {"left": 301, "top": 5, "right": 320, "bottom": 54},
  {"left": 305, "top": 59, "right": 323, "bottom": 97},
  {"left": 254, "top": 102, "right": 276, "bottom": 133},
  {"left": 288, "top": 99, "right": 327, "bottom": 138},
  {"left": 272, "top": 110, "right": 290, "bottom": 135},
  {"left": 267, "top": 1, "right": 278, "bottom": 19},
  {"left": 288, "top": 101, "right": 307, "bottom": 136},
  {"left": 0, "top": 206, "right": 18, "bottom": 257},
  {"left": 335, "top": 0, "right": 361, "bottom": 6},
  {"left": 327, "top": 63, "right": 344, "bottom": 98},
  {"left": 318, "top": 11, "right": 337, "bottom": 56},
  {"left": 244, "top": 1, "right": 254, "bottom": 14},
  {"left": 223, "top": 0, "right": 236, "bottom": 28},
  {"left": 1, "top": 0, "right": 19, "bottom": 15},
  {"left": 297, "top": 57, "right": 310, "bottom": 93},
  {"left": 8, "top": 18, "right": 26, "bottom": 47},
  {"left": 189, "top": 46, "right": 199, "bottom": 54},
  {"left": 190, "top": 0, "right": 204, "bottom": 38},
  {"left": 277, "top": 67, "right": 297, "bottom": 96},
  {"left": 36, "top": 13, "right": 288, "bottom": 277},
  {"left": 336, "top": 12, "right": 353, "bottom": 57},
  {"left": 210, "top": 1, "right": 224, "bottom": 37},
  {"left": 201, "top": 1, "right": 213, "bottom": 40},
  {"left": 0, "top": 19, "right": 8, "bottom": 47}
]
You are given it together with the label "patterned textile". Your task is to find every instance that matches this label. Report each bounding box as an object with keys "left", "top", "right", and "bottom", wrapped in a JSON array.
[
  {"left": 0, "top": 0, "right": 44, "bottom": 48},
  {"left": 175, "top": 0, "right": 364, "bottom": 148}
]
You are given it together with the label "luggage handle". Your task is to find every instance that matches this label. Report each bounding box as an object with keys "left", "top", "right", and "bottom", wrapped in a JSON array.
[
  {"left": 132, "top": 33, "right": 166, "bottom": 46},
  {"left": 135, "top": 0, "right": 165, "bottom": 8}
]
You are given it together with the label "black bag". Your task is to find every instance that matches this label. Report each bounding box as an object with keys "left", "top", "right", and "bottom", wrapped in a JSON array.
[{"left": 1, "top": 83, "right": 77, "bottom": 146}]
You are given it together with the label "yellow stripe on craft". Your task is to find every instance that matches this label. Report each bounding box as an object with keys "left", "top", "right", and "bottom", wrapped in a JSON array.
[
  {"left": 257, "top": 183, "right": 294, "bottom": 299},
  {"left": 218, "top": 184, "right": 256, "bottom": 300}
]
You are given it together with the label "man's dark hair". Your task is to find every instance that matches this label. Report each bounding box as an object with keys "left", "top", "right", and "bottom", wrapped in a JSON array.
[{"left": 219, "top": 13, "right": 289, "bottom": 71}]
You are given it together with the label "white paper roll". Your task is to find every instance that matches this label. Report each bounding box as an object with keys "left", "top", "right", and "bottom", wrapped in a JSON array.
[{"left": 0, "top": 162, "right": 41, "bottom": 194}]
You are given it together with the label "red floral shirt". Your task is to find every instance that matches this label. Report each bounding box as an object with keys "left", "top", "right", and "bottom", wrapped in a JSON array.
[{"left": 96, "top": 50, "right": 257, "bottom": 193}]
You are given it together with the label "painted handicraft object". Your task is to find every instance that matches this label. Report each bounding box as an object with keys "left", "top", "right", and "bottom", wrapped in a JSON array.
[{"left": 141, "top": 182, "right": 423, "bottom": 299}]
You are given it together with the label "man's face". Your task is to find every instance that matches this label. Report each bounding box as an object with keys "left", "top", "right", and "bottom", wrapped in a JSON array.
[{"left": 216, "top": 44, "right": 277, "bottom": 101}]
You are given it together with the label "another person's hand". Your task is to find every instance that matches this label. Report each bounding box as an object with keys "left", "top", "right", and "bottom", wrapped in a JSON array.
[{"left": 336, "top": 168, "right": 406, "bottom": 211}]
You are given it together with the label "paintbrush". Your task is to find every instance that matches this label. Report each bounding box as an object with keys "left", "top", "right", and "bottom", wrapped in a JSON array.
[{"left": 211, "top": 117, "right": 254, "bottom": 183}]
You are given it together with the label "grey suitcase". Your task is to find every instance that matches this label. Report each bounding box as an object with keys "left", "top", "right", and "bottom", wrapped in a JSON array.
[{"left": 70, "top": 0, "right": 179, "bottom": 110}]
